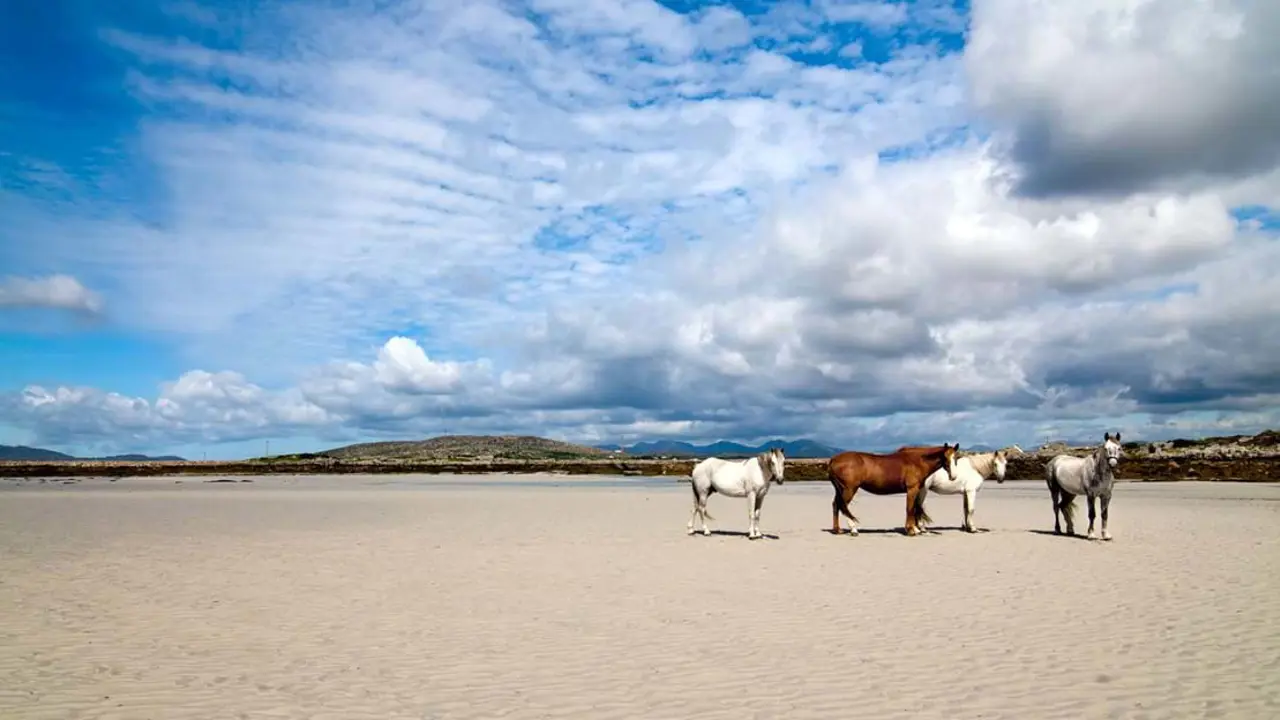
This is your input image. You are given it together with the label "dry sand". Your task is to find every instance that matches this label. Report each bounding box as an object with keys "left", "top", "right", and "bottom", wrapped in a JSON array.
[{"left": 2, "top": 475, "right": 1278, "bottom": 720}]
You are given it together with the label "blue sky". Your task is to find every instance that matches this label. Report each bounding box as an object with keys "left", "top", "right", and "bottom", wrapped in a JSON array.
[{"left": 2, "top": 0, "right": 1278, "bottom": 459}]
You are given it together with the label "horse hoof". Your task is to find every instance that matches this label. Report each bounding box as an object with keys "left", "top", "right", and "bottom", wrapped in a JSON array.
[
  {"left": 1101, "top": 533, "right": 1113, "bottom": 541},
  {"left": 701, "top": 529, "right": 711, "bottom": 537}
]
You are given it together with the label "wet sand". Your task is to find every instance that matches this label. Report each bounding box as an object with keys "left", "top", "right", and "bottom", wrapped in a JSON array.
[{"left": 2, "top": 475, "right": 1278, "bottom": 719}]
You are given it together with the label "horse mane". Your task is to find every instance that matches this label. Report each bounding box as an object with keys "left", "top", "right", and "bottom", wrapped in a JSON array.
[
  {"left": 753, "top": 451, "right": 776, "bottom": 483},
  {"left": 896, "top": 444, "right": 946, "bottom": 458},
  {"left": 967, "top": 451, "right": 996, "bottom": 477}
]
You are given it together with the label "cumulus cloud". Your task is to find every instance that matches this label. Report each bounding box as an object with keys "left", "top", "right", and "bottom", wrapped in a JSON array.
[
  {"left": 11, "top": 370, "right": 331, "bottom": 447},
  {"left": 1, "top": 0, "right": 1278, "bottom": 454},
  {"left": 967, "top": 0, "right": 1280, "bottom": 198},
  {"left": 521, "top": 144, "right": 1277, "bottom": 427},
  {"left": 0, "top": 274, "right": 103, "bottom": 315}
]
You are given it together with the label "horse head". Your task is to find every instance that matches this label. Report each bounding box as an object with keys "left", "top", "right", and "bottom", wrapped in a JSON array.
[
  {"left": 1102, "top": 432, "right": 1123, "bottom": 469},
  {"left": 992, "top": 449, "right": 1009, "bottom": 484},
  {"left": 943, "top": 442, "right": 958, "bottom": 480},
  {"left": 765, "top": 447, "right": 786, "bottom": 484}
]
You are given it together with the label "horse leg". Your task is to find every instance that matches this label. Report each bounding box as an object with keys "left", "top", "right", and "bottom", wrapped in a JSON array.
[
  {"left": 687, "top": 490, "right": 702, "bottom": 535},
  {"left": 1100, "top": 492, "right": 1112, "bottom": 541},
  {"left": 838, "top": 486, "right": 859, "bottom": 536},
  {"left": 963, "top": 489, "right": 977, "bottom": 533},
  {"left": 747, "top": 489, "right": 757, "bottom": 535},
  {"left": 696, "top": 491, "right": 713, "bottom": 536},
  {"left": 1047, "top": 477, "right": 1062, "bottom": 534},
  {"left": 915, "top": 485, "right": 933, "bottom": 534},
  {"left": 746, "top": 490, "right": 759, "bottom": 539},
  {"left": 688, "top": 483, "right": 708, "bottom": 535},
  {"left": 1086, "top": 493, "right": 1098, "bottom": 540},
  {"left": 830, "top": 483, "right": 844, "bottom": 534},
  {"left": 915, "top": 489, "right": 933, "bottom": 535},
  {"left": 1060, "top": 492, "right": 1076, "bottom": 536},
  {"left": 830, "top": 484, "right": 857, "bottom": 535},
  {"left": 904, "top": 486, "right": 921, "bottom": 536}
]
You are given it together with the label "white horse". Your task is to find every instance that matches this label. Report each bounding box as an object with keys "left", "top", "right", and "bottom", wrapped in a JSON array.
[
  {"left": 687, "top": 448, "right": 786, "bottom": 540},
  {"left": 919, "top": 446, "right": 1021, "bottom": 533},
  {"left": 1045, "top": 432, "right": 1124, "bottom": 540}
]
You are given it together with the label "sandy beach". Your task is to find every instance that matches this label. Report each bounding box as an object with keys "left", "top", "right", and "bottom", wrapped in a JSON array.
[{"left": 2, "top": 475, "right": 1278, "bottom": 719}]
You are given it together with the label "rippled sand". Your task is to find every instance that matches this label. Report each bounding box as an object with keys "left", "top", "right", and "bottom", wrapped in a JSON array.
[{"left": 2, "top": 475, "right": 1278, "bottom": 719}]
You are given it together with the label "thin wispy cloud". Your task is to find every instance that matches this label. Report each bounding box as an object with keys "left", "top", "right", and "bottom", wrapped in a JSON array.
[{"left": 1, "top": 0, "right": 1277, "bottom": 456}]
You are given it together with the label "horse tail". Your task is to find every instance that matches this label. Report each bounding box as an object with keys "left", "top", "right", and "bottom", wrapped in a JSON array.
[
  {"left": 1060, "top": 494, "right": 1076, "bottom": 524},
  {"left": 828, "top": 466, "right": 858, "bottom": 523},
  {"left": 1045, "top": 458, "right": 1076, "bottom": 522}
]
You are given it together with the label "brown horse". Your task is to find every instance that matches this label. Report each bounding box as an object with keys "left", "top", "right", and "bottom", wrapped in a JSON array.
[{"left": 828, "top": 444, "right": 959, "bottom": 536}]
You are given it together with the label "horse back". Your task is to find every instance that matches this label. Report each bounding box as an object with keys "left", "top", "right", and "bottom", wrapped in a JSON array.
[
  {"left": 696, "top": 456, "right": 758, "bottom": 497},
  {"left": 1047, "top": 454, "right": 1092, "bottom": 494},
  {"left": 828, "top": 451, "right": 911, "bottom": 494}
]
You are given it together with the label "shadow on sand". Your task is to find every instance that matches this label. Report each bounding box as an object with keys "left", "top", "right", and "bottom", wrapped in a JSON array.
[
  {"left": 823, "top": 526, "right": 995, "bottom": 536},
  {"left": 1027, "top": 529, "right": 1093, "bottom": 541},
  {"left": 822, "top": 527, "right": 912, "bottom": 536},
  {"left": 692, "top": 529, "right": 781, "bottom": 540}
]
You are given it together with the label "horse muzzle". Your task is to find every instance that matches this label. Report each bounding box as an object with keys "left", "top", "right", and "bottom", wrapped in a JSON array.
[{"left": 1108, "top": 457, "right": 1118, "bottom": 468}]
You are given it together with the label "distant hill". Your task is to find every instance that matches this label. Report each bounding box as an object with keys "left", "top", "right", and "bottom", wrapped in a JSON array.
[
  {"left": 600, "top": 438, "right": 843, "bottom": 459},
  {"left": 0, "top": 445, "right": 186, "bottom": 461},
  {"left": 0, "top": 445, "right": 75, "bottom": 461},
  {"left": 85, "top": 450, "right": 182, "bottom": 461},
  {"left": 321, "top": 434, "right": 616, "bottom": 461}
]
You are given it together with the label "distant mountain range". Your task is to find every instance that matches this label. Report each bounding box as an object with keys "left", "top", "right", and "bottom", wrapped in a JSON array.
[
  {"left": 0, "top": 445, "right": 186, "bottom": 462},
  {"left": 596, "top": 438, "right": 844, "bottom": 458}
]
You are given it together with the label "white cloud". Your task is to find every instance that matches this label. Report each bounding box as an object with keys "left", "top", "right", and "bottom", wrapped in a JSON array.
[
  {"left": 967, "top": 0, "right": 1280, "bottom": 197},
  {"left": 821, "top": 1, "right": 910, "bottom": 28},
  {"left": 0, "top": 0, "right": 957, "bottom": 375},
  {"left": 12, "top": 370, "right": 330, "bottom": 446},
  {"left": 2, "top": 0, "right": 1278, "bottom": 454},
  {"left": 0, "top": 275, "right": 103, "bottom": 315}
]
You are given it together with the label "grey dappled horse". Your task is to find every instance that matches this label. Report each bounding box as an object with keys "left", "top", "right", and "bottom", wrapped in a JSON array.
[{"left": 1044, "top": 432, "right": 1124, "bottom": 540}]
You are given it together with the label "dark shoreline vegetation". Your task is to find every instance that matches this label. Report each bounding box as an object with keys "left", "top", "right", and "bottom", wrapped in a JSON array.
[
  {"left": 2, "top": 457, "right": 1278, "bottom": 483},
  {"left": 2, "top": 431, "right": 1278, "bottom": 482}
]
